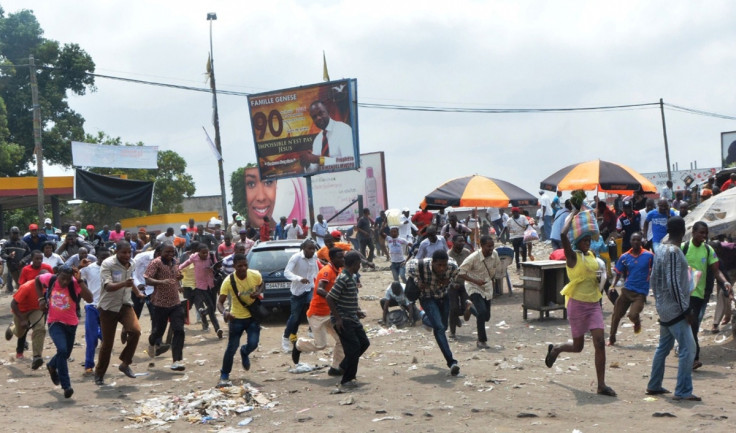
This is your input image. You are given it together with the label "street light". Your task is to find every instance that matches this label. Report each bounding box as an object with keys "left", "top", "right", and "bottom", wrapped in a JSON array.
[{"left": 207, "top": 12, "right": 229, "bottom": 227}]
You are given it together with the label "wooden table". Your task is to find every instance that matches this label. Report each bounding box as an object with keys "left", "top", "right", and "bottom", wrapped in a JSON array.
[{"left": 521, "top": 260, "right": 568, "bottom": 320}]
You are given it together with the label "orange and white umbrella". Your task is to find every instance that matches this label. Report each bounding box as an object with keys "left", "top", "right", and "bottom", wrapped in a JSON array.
[{"left": 539, "top": 159, "right": 657, "bottom": 194}]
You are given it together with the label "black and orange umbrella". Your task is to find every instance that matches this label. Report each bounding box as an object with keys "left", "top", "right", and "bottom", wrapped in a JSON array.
[
  {"left": 420, "top": 175, "right": 538, "bottom": 210},
  {"left": 539, "top": 159, "right": 657, "bottom": 194}
]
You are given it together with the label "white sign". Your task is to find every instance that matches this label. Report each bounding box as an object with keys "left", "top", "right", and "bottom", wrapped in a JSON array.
[
  {"left": 71, "top": 141, "right": 159, "bottom": 169},
  {"left": 642, "top": 167, "right": 718, "bottom": 192}
]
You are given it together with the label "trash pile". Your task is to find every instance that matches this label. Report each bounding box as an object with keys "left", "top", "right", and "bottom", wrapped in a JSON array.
[{"left": 126, "top": 383, "right": 277, "bottom": 426}]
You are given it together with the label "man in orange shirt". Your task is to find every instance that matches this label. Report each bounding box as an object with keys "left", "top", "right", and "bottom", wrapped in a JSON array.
[
  {"left": 18, "top": 251, "right": 54, "bottom": 285},
  {"left": 292, "top": 247, "right": 346, "bottom": 376},
  {"left": 7, "top": 273, "right": 50, "bottom": 367},
  {"left": 316, "top": 232, "right": 353, "bottom": 265}
]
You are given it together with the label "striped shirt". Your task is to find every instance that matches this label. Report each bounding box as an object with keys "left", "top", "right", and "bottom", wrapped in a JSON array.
[
  {"left": 650, "top": 243, "right": 691, "bottom": 325},
  {"left": 327, "top": 269, "right": 360, "bottom": 324}
]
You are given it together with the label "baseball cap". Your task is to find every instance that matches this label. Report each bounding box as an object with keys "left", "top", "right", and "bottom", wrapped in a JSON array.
[
  {"left": 86, "top": 224, "right": 94, "bottom": 230},
  {"left": 402, "top": 207, "right": 410, "bottom": 212},
  {"left": 239, "top": 228, "right": 247, "bottom": 234},
  {"left": 330, "top": 230, "right": 342, "bottom": 239},
  {"left": 44, "top": 218, "right": 52, "bottom": 224},
  {"left": 511, "top": 207, "right": 521, "bottom": 213},
  {"left": 68, "top": 225, "right": 77, "bottom": 233},
  {"left": 29, "top": 223, "right": 38, "bottom": 230},
  {"left": 180, "top": 224, "right": 188, "bottom": 230}
]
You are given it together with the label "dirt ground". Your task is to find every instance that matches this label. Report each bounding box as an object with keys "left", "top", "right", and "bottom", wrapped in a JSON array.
[{"left": 1, "top": 248, "right": 735, "bottom": 433}]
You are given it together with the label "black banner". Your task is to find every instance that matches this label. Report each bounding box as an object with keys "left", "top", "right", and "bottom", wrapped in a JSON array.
[{"left": 74, "top": 169, "right": 154, "bottom": 212}]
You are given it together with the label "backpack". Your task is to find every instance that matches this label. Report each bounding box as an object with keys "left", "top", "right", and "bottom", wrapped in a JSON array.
[
  {"left": 45, "top": 274, "right": 81, "bottom": 317},
  {"left": 387, "top": 309, "right": 410, "bottom": 328}
]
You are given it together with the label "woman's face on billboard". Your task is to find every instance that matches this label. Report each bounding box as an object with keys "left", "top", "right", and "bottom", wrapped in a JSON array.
[{"left": 246, "top": 168, "right": 276, "bottom": 228}]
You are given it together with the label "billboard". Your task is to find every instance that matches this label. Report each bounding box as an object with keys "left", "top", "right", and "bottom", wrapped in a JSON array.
[
  {"left": 244, "top": 152, "right": 387, "bottom": 229},
  {"left": 641, "top": 167, "right": 717, "bottom": 192},
  {"left": 71, "top": 141, "right": 158, "bottom": 169},
  {"left": 247, "top": 79, "right": 359, "bottom": 180},
  {"left": 722, "top": 131, "right": 736, "bottom": 169}
]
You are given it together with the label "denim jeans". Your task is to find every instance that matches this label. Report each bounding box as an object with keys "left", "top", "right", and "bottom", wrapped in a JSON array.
[
  {"left": 48, "top": 322, "right": 77, "bottom": 390},
  {"left": 390, "top": 262, "right": 406, "bottom": 283},
  {"left": 419, "top": 295, "right": 456, "bottom": 367},
  {"left": 469, "top": 293, "right": 491, "bottom": 342},
  {"left": 84, "top": 305, "right": 101, "bottom": 369},
  {"left": 335, "top": 320, "right": 370, "bottom": 384},
  {"left": 284, "top": 291, "right": 311, "bottom": 338},
  {"left": 220, "top": 317, "right": 260, "bottom": 377},
  {"left": 647, "top": 317, "right": 696, "bottom": 398},
  {"left": 543, "top": 215, "right": 552, "bottom": 240}
]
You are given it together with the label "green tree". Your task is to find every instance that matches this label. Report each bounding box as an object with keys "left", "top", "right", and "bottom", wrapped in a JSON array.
[
  {"left": 229, "top": 162, "right": 256, "bottom": 218},
  {"left": 0, "top": 96, "right": 23, "bottom": 176},
  {"left": 77, "top": 132, "right": 196, "bottom": 227},
  {"left": 0, "top": 7, "right": 95, "bottom": 174}
]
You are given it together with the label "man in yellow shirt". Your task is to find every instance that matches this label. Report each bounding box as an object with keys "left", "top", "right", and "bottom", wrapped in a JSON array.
[{"left": 216, "top": 254, "right": 263, "bottom": 387}]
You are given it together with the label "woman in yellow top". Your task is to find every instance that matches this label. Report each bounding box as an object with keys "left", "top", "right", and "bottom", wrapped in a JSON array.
[{"left": 545, "top": 208, "right": 616, "bottom": 397}]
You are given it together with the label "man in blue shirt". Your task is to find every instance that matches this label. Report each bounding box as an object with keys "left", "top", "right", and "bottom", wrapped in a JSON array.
[
  {"left": 643, "top": 199, "right": 676, "bottom": 251},
  {"left": 608, "top": 232, "right": 654, "bottom": 346}
]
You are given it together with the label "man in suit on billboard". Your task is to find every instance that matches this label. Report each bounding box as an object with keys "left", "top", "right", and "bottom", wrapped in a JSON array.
[{"left": 300, "top": 100, "right": 354, "bottom": 174}]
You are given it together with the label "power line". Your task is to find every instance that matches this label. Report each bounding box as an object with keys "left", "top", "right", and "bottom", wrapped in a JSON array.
[{"left": 35, "top": 65, "right": 736, "bottom": 119}]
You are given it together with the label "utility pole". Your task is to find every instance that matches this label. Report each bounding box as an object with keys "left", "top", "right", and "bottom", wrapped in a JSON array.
[
  {"left": 207, "top": 12, "right": 229, "bottom": 227},
  {"left": 659, "top": 98, "right": 672, "bottom": 182},
  {"left": 30, "top": 55, "right": 45, "bottom": 224}
]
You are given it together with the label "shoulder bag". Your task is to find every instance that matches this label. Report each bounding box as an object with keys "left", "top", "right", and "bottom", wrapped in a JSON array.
[{"left": 229, "top": 273, "right": 269, "bottom": 322}]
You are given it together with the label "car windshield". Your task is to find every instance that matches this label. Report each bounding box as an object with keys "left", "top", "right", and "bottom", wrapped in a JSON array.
[{"left": 247, "top": 248, "right": 298, "bottom": 273}]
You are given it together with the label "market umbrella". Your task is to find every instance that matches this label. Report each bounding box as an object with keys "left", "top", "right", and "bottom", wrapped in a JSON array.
[
  {"left": 539, "top": 159, "right": 657, "bottom": 194},
  {"left": 683, "top": 186, "right": 736, "bottom": 242},
  {"left": 420, "top": 175, "right": 538, "bottom": 210}
]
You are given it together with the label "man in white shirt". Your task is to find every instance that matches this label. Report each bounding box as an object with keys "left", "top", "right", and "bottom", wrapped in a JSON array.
[
  {"left": 312, "top": 214, "right": 329, "bottom": 247},
  {"left": 156, "top": 227, "right": 176, "bottom": 244},
  {"left": 81, "top": 248, "right": 109, "bottom": 375},
  {"left": 301, "top": 101, "right": 356, "bottom": 174},
  {"left": 282, "top": 240, "right": 319, "bottom": 352},
  {"left": 507, "top": 207, "right": 529, "bottom": 270},
  {"left": 285, "top": 218, "right": 303, "bottom": 240},
  {"left": 539, "top": 191, "right": 554, "bottom": 241},
  {"left": 398, "top": 208, "right": 418, "bottom": 253}
]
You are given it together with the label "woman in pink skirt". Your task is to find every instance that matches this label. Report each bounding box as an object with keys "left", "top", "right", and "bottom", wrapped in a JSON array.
[{"left": 544, "top": 208, "right": 616, "bottom": 397}]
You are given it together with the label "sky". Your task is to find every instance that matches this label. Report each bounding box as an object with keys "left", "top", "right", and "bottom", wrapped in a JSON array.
[{"left": 4, "top": 0, "right": 736, "bottom": 215}]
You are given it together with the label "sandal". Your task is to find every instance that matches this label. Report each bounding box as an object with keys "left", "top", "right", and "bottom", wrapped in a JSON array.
[
  {"left": 544, "top": 344, "right": 557, "bottom": 368},
  {"left": 597, "top": 386, "right": 617, "bottom": 397}
]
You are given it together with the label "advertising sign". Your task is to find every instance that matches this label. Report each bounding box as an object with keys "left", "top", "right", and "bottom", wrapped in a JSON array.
[
  {"left": 641, "top": 167, "right": 717, "bottom": 192},
  {"left": 247, "top": 79, "right": 359, "bottom": 180},
  {"left": 722, "top": 131, "right": 736, "bottom": 169},
  {"left": 71, "top": 141, "right": 158, "bottom": 169},
  {"left": 245, "top": 152, "right": 386, "bottom": 229}
]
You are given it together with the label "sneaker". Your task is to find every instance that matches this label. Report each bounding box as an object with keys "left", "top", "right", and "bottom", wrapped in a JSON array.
[
  {"left": 340, "top": 380, "right": 359, "bottom": 389},
  {"left": 217, "top": 329, "right": 224, "bottom": 339},
  {"left": 118, "top": 363, "right": 136, "bottom": 378},
  {"left": 202, "top": 325, "right": 210, "bottom": 332},
  {"left": 94, "top": 375, "right": 105, "bottom": 386},
  {"left": 63, "top": 387, "right": 74, "bottom": 399},
  {"left": 449, "top": 332, "right": 456, "bottom": 340},
  {"left": 450, "top": 363, "right": 460, "bottom": 376},
  {"left": 241, "top": 352, "right": 251, "bottom": 371},
  {"left": 463, "top": 301, "right": 473, "bottom": 322},
  {"left": 692, "top": 360, "right": 703, "bottom": 371},
  {"left": 155, "top": 343, "right": 171, "bottom": 356},
  {"left": 47, "top": 364, "right": 60, "bottom": 386},
  {"left": 291, "top": 341, "right": 301, "bottom": 364},
  {"left": 217, "top": 377, "right": 232, "bottom": 388},
  {"left": 5, "top": 324, "right": 13, "bottom": 341},
  {"left": 170, "top": 361, "right": 186, "bottom": 371},
  {"left": 31, "top": 356, "right": 44, "bottom": 370},
  {"left": 281, "top": 336, "right": 292, "bottom": 353},
  {"left": 328, "top": 367, "right": 343, "bottom": 377}
]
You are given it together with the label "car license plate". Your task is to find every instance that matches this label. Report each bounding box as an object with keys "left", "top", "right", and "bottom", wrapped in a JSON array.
[{"left": 266, "top": 282, "right": 290, "bottom": 290}]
